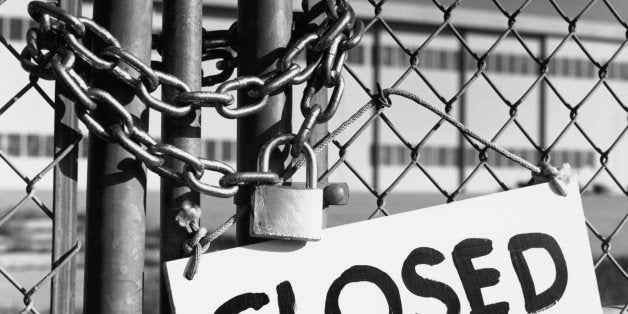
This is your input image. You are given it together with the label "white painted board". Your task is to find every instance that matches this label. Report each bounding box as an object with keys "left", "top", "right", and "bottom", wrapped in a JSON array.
[{"left": 165, "top": 177, "right": 601, "bottom": 313}]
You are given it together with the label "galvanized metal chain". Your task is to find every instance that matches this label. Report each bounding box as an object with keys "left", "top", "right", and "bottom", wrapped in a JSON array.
[
  {"left": 20, "top": 0, "right": 364, "bottom": 202},
  {"left": 19, "top": 0, "right": 364, "bottom": 277}
]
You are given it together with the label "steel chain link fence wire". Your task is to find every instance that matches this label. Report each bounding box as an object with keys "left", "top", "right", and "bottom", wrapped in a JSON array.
[
  {"left": 314, "top": 0, "right": 627, "bottom": 310},
  {"left": 1, "top": 0, "right": 628, "bottom": 312},
  {"left": 0, "top": 0, "right": 81, "bottom": 312}
]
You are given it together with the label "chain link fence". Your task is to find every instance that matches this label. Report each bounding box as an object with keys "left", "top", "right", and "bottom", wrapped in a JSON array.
[
  {"left": 315, "top": 0, "right": 627, "bottom": 310},
  {"left": 0, "top": 0, "right": 81, "bottom": 311},
  {"left": 0, "top": 0, "right": 627, "bottom": 312}
]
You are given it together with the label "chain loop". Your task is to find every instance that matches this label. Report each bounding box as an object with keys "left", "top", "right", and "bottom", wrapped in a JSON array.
[
  {"left": 216, "top": 76, "right": 269, "bottom": 118},
  {"left": 136, "top": 70, "right": 193, "bottom": 117},
  {"left": 20, "top": 0, "right": 363, "bottom": 201},
  {"left": 65, "top": 17, "right": 121, "bottom": 70},
  {"left": 28, "top": 1, "right": 86, "bottom": 37},
  {"left": 184, "top": 159, "right": 240, "bottom": 198}
]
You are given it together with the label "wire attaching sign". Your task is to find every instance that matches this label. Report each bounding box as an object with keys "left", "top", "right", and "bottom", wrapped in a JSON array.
[{"left": 164, "top": 177, "right": 601, "bottom": 313}]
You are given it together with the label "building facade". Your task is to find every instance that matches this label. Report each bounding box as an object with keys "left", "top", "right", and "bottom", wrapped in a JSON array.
[{"left": 0, "top": 0, "right": 626, "bottom": 194}]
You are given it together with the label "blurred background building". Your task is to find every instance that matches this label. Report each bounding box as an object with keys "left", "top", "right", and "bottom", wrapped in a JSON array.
[
  {"left": 1, "top": 0, "right": 628, "bottom": 311},
  {"left": 1, "top": 0, "right": 627, "bottom": 194}
]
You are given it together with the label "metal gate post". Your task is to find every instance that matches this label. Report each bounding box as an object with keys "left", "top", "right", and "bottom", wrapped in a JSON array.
[
  {"left": 372, "top": 23, "right": 381, "bottom": 192},
  {"left": 236, "top": 0, "right": 293, "bottom": 245},
  {"left": 457, "top": 32, "right": 467, "bottom": 188},
  {"left": 84, "top": 1, "right": 152, "bottom": 313},
  {"left": 306, "top": 0, "right": 329, "bottom": 184},
  {"left": 159, "top": 0, "right": 202, "bottom": 313},
  {"left": 51, "top": 0, "right": 81, "bottom": 312}
]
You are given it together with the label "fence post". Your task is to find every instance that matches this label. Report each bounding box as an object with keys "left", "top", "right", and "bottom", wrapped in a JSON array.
[
  {"left": 83, "top": 0, "right": 152, "bottom": 313},
  {"left": 236, "top": 0, "right": 293, "bottom": 245},
  {"left": 539, "top": 36, "right": 547, "bottom": 161},
  {"left": 372, "top": 23, "right": 381, "bottom": 193},
  {"left": 305, "top": 0, "right": 329, "bottom": 185},
  {"left": 457, "top": 32, "right": 467, "bottom": 188},
  {"left": 159, "top": 0, "right": 202, "bottom": 313},
  {"left": 51, "top": 0, "right": 81, "bottom": 312}
]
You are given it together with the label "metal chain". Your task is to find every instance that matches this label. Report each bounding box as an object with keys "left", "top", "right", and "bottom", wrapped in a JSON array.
[
  {"left": 21, "top": 0, "right": 364, "bottom": 200},
  {"left": 20, "top": 0, "right": 364, "bottom": 276}
]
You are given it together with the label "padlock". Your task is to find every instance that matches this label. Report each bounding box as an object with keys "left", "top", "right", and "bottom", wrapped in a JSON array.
[{"left": 250, "top": 134, "right": 323, "bottom": 241}]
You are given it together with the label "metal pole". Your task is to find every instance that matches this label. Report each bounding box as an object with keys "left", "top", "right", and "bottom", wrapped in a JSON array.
[
  {"left": 236, "top": 0, "right": 293, "bottom": 245},
  {"left": 372, "top": 24, "right": 381, "bottom": 192},
  {"left": 457, "top": 32, "right": 467, "bottom": 188},
  {"left": 160, "top": 0, "right": 202, "bottom": 313},
  {"left": 306, "top": 0, "right": 329, "bottom": 185},
  {"left": 51, "top": 0, "right": 81, "bottom": 312},
  {"left": 539, "top": 36, "right": 547, "bottom": 162},
  {"left": 84, "top": 1, "right": 152, "bottom": 313}
]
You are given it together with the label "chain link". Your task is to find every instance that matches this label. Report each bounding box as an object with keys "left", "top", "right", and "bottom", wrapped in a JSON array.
[{"left": 21, "top": 0, "right": 363, "bottom": 199}]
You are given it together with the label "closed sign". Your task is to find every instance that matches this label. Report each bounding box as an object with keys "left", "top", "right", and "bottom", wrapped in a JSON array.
[{"left": 165, "top": 177, "right": 601, "bottom": 313}]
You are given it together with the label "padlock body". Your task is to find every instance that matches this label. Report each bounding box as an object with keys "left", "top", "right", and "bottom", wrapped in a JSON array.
[{"left": 251, "top": 185, "right": 323, "bottom": 241}]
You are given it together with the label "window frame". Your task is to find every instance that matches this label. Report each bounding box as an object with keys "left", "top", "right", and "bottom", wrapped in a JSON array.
[{"left": 9, "top": 17, "right": 23, "bottom": 41}]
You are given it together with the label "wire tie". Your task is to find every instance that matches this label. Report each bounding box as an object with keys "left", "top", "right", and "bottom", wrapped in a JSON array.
[{"left": 532, "top": 161, "right": 572, "bottom": 197}]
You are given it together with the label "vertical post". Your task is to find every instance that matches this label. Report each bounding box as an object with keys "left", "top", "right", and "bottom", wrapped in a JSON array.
[
  {"left": 539, "top": 36, "right": 547, "bottom": 162},
  {"left": 51, "top": 0, "right": 80, "bottom": 312},
  {"left": 457, "top": 32, "right": 467, "bottom": 187},
  {"left": 236, "top": 0, "right": 293, "bottom": 245},
  {"left": 160, "top": 0, "right": 202, "bottom": 313},
  {"left": 371, "top": 24, "right": 381, "bottom": 192},
  {"left": 306, "top": 0, "right": 328, "bottom": 184},
  {"left": 84, "top": 1, "right": 152, "bottom": 313}
]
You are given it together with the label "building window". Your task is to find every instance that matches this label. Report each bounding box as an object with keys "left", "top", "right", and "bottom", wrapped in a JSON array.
[
  {"left": 420, "top": 49, "right": 436, "bottom": 69},
  {"left": 7, "top": 134, "right": 21, "bottom": 156},
  {"left": 45, "top": 135, "right": 54, "bottom": 157},
  {"left": 549, "top": 58, "right": 560, "bottom": 76},
  {"left": 495, "top": 54, "right": 504, "bottom": 72},
  {"left": 347, "top": 46, "right": 365, "bottom": 65},
  {"left": 620, "top": 63, "right": 628, "bottom": 80},
  {"left": 561, "top": 151, "right": 571, "bottom": 165},
  {"left": 420, "top": 146, "right": 434, "bottom": 165},
  {"left": 205, "top": 140, "right": 216, "bottom": 159},
  {"left": 465, "top": 53, "right": 476, "bottom": 71},
  {"left": 396, "top": 145, "right": 408, "bottom": 165},
  {"left": 574, "top": 60, "right": 584, "bottom": 78},
  {"left": 519, "top": 56, "right": 530, "bottom": 74},
  {"left": 381, "top": 46, "right": 394, "bottom": 67},
  {"left": 574, "top": 151, "right": 582, "bottom": 168},
  {"left": 560, "top": 58, "right": 572, "bottom": 77},
  {"left": 436, "top": 50, "right": 448, "bottom": 69},
  {"left": 586, "top": 151, "right": 596, "bottom": 167},
  {"left": 437, "top": 147, "right": 448, "bottom": 166},
  {"left": 464, "top": 147, "right": 476, "bottom": 166},
  {"left": 507, "top": 55, "right": 518, "bottom": 73},
  {"left": 26, "top": 134, "right": 41, "bottom": 157},
  {"left": 382, "top": 145, "right": 392, "bottom": 165},
  {"left": 487, "top": 55, "right": 497, "bottom": 72},
  {"left": 9, "top": 18, "right": 23, "bottom": 41},
  {"left": 609, "top": 62, "right": 621, "bottom": 80},
  {"left": 221, "top": 140, "right": 234, "bottom": 161}
]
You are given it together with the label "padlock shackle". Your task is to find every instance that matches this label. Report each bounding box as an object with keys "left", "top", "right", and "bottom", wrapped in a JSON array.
[{"left": 258, "top": 133, "right": 317, "bottom": 188}]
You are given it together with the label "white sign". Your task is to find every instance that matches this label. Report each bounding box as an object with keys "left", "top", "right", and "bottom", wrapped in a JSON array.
[{"left": 165, "top": 178, "right": 601, "bottom": 313}]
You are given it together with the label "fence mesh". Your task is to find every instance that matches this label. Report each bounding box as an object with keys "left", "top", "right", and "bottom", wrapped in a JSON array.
[
  {"left": 0, "top": 1, "right": 81, "bottom": 312},
  {"left": 1, "top": 0, "right": 627, "bottom": 312},
  {"left": 314, "top": 0, "right": 627, "bottom": 310}
]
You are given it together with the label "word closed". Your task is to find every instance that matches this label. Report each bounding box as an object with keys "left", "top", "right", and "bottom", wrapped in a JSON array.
[{"left": 165, "top": 177, "right": 601, "bottom": 313}]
